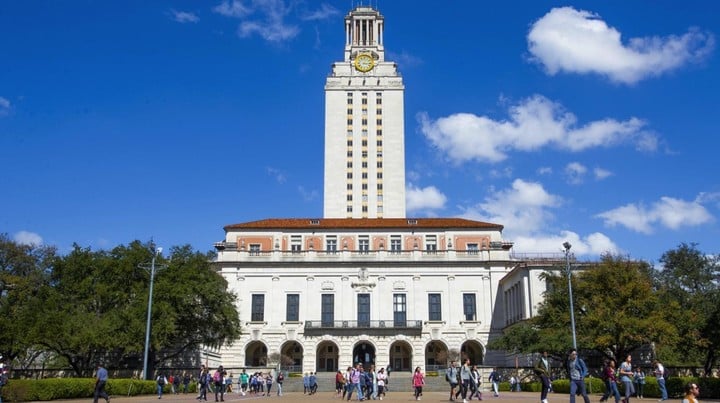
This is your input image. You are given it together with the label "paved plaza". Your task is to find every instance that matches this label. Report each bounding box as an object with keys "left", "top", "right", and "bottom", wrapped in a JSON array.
[{"left": 37, "top": 391, "right": 558, "bottom": 403}]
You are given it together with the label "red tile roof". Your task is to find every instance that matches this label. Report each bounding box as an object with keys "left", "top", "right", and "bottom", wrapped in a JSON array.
[{"left": 224, "top": 218, "right": 503, "bottom": 231}]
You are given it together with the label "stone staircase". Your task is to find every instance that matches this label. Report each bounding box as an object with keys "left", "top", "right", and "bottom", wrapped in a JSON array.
[{"left": 277, "top": 368, "right": 495, "bottom": 394}]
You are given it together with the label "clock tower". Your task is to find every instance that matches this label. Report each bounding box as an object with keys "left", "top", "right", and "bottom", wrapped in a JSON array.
[{"left": 323, "top": 6, "right": 406, "bottom": 219}]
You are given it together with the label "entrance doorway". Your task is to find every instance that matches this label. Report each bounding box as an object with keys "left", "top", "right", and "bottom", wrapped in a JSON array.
[{"left": 352, "top": 342, "right": 376, "bottom": 367}]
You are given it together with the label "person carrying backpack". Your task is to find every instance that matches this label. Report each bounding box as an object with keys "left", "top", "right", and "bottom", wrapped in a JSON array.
[
  {"left": 489, "top": 368, "right": 501, "bottom": 397},
  {"left": 156, "top": 373, "right": 168, "bottom": 399}
]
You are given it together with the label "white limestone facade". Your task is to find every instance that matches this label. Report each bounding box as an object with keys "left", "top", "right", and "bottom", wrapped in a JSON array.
[
  {"left": 214, "top": 218, "right": 518, "bottom": 372},
  {"left": 323, "top": 6, "right": 405, "bottom": 219},
  {"left": 211, "top": 5, "right": 559, "bottom": 373}
]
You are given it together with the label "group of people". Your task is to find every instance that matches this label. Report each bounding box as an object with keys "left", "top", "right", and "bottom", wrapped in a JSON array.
[
  {"left": 533, "top": 349, "right": 672, "bottom": 403},
  {"left": 195, "top": 365, "right": 283, "bottom": 400},
  {"left": 445, "top": 359, "right": 486, "bottom": 403},
  {"left": 339, "top": 362, "right": 389, "bottom": 401}
]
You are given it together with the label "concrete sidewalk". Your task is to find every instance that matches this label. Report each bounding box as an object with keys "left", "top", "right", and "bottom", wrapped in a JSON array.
[{"left": 31, "top": 390, "right": 600, "bottom": 403}]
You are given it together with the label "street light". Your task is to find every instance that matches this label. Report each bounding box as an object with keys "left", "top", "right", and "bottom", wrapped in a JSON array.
[
  {"left": 141, "top": 247, "right": 165, "bottom": 380},
  {"left": 563, "top": 241, "right": 578, "bottom": 350}
]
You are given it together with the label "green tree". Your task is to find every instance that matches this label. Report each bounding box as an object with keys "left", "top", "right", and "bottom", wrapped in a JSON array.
[
  {"left": 489, "top": 255, "right": 678, "bottom": 362},
  {"left": 655, "top": 243, "right": 720, "bottom": 374},
  {"left": 34, "top": 241, "right": 241, "bottom": 377},
  {"left": 0, "top": 234, "right": 56, "bottom": 367}
]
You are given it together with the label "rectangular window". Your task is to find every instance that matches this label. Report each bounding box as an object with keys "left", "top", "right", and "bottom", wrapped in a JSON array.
[
  {"left": 347, "top": 161, "right": 353, "bottom": 168},
  {"left": 362, "top": 172, "right": 368, "bottom": 179},
  {"left": 321, "top": 294, "right": 334, "bottom": 327},
  {"left": 347, "top": 98, "right": 353, "bottom": 105},
  {"left": 463, "top": 293, "right": 477, "bottom": 321},
  {"left": 249, "top": 244, "right": 261, "bottom": 256},
  {"left": 357, "top": 293, "right": 370, "bottom": 327},
  {"left": 362, "top": 118, "right": 368, "bottom": 125},
  {"left": 467, "top": 243, "right": 479, "bottom": 255},
  {"left": 426, "top": 235, "right": 437, "bottom": 254},
  {"left": 362, "top": 183, "right": 368, "bottom": 190},
  {"left": 359, "top": 236, "right": 369, "bottom": 253},
  {"left": 377, "top": 161, "right": 383, "bottom": 168},
  {"left": 377, "top": 172, "right": 383, "bottom": 179},
  {"left": 393, "top": 293, "right": 407, "bottom": 327},
  {"left": 428, "top": 293, "right": 442, "bottom": 321},
  {"left": 346, "top": 205, "right": 353, "bottom": 212},
  {"left": 291, "top": 235, "right": 301, "bottom": 254},
  {"left": 251, "top": 294, "right": 265, "bottom": 322},
  {"left": 362, "top": 140, "right": 368, "bottom": 147},
  {"left": 347, "top": 108, "right": 352, "bottom": 114},
  {"left": 347, "top": 151, "right": 353, "bottom": 157},
  {"left": 376, "top": 119, "right": 382, "bottom": 125},
  {"left": 346, "top": 195, "right": 352, "bottom": 201},
  {"left": 377, "top": 140, "right": 382, "bottom": 146},
  {"left": 362, "top": 161, "right": 368, "bottom": 168},
  {"left": 326, "top": 236, "right": 337, "bottom": 253},
  {"left": 347, "top": 140, "right": 353, "bottom": 146},
  {"left": 390, "top": 235, "right": 402, "bottom": 253},
  {"left": 377, "top": 129, "right": 382, "bottom": 136},
  {"left": 347, "top": 172, "right": 353, "bottom": 179},
  {"left": 347, "top": 183, "right": 353, "bottom": 190},
  {"left": 347, "top": 118, "right": 353, "bottom": 125},
  {"left": 287, "top": 294, "right": 299, "bottom": 322}
]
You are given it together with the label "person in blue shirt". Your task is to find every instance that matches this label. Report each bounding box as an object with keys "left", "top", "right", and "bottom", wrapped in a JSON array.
[
  {"left": 93, "top": 363, "right": 110, "bottom": 403},
  {"left": 566, "top": 349, "right": 591, "bottom": 403}
]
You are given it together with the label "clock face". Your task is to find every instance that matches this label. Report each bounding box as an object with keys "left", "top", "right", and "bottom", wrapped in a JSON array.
[{"left": 354, "top": 54, "right": 374, "bottom": 72}]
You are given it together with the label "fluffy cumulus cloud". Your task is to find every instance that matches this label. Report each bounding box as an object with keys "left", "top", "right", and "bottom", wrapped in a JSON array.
[
  {"left": 418, "top": 95, "right": 653, "bottom": 164},
  {"left": 564, "top": 162, "right": 587, "bottom": 185},
  {"left": 528, "top": 7, "right": 715, "bottom": 84},
  {"left": 596, "top": 194, "right": 714, "bottom": 234},
  {"left": 14, "top": 231, "right": 43, "bottom": 246},
  {"left": 406, "top": 184, "right": 447, "bottom": 212},
  {"left": 213, "top": 0, "right": 337, "bottom": 42},
  {"left": 460, "top": 179, "right": 619, "bottom": 256},
  {"left": 169, "top": 9, "right": 199, "bottom": 23}
]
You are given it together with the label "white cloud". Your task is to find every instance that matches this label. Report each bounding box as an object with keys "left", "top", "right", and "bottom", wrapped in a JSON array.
[
  {"left": 513, "top": 231, "right": 619, "bottom": 256},
  {"left": 213, "top": 0, "right": 300, "bottom": 42},
  {"left": 406, "top": 184, "right": 447, "bottom": 212},
  {"left": 418, "top": 95, "right": 652, "bottom": 164},
  {"left": 537, "top": 167, "right": 553, "bottom": 175},
  {"left": 170, "top": 9, "right": 199, "bottom": 23},
  {"left": 565, "top": 162, "right": 587, "bottom": 185},
  {"left": 596, "top": 195, "right": 714, "bottom": 234},
  {"left": 301, "top": 3, "right": 339, "bottom": 21},
  {"left": 266, "top": 167, "right": 286, "bottom": 183},
  {"left": 528, "top": 6, "right": 715, "bottom": 84},
  {"left": 461, "top": 179, "right": 561, "bottom": 234},
  {"left": 593, "top": 167, "right": 612, "bottom": 180},
  {"left": 14, "top": 231, "right": 43, "bottom": 246},
  {"left": 213, "top": 0, "right": 252, "bottom": 18},
  {"left": 0, "top": 97, "right": 10, "bottom": 116},
  {"left": 459, "top": 179, "right": 619, "bottom": 256},
  {"left": 297, "top": 186, "right": 319, "bottom": 202}
]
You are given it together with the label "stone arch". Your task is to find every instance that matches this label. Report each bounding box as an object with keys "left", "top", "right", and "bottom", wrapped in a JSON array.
[
  {"left": 280, "top": 341, "right": 303, "bottom": 372},
  {"left": 425, "top": 340, "right": 449, "bottom": 370},
  {"left": 316, "top": 340, "right": 340, "bottom": 372},
  {"left": 352, "top": 340, "right": 376, "bottom": 368},
  {"left": 460, "top": 340, "right": 484, "bottom": 365},
  {"left": 245, "top": 340, "right": 268, "bottom": 367},
  {"left": 388, "top": 340, "right": 413, "bottom": 372}
]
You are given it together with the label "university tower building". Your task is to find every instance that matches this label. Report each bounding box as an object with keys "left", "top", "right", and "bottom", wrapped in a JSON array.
[{"left": 212, "top": 6, "right": 545, "bottom": 373}]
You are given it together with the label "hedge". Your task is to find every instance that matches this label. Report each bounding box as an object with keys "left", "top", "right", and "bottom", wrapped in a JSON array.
[{"left": 0, "top": 378, "right": 198, "bottom": 402}]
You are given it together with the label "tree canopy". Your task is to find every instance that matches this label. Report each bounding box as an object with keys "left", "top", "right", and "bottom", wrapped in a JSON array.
[
  {"left": 0, "top": 236, "right": 240, "bottom": 377},
  {"left": 488, "top": 247, "right": 719, "bottom": 372}
]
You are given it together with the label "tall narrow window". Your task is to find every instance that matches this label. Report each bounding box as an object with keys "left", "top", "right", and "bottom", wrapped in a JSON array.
[
  {"left": 286, "top": 294, "right": 299, "bottom": 322},
  {"left": 321, "top": 294, "right": 334, "bottom": 327},
  {"left": 425, "top": 235, "right": 437, "bottom": 254},
  {"left": 251, "top": 294, "right": 265, "bottom": 322},
  {"left": 358, "top": 293, "right": 370, "bottom": 327},
  {"left": 393, "top": 294, "right": 407, "bottom": 327},
  {"left": 463, "top": 293, "right": 477, "bottom": 321},
  {"left": 428, "top": 293, "right": 442, "bottom": 321},
  {"left": 359, "top": 236, "right": 370, "bottom": 254},
  {"left": 467, "top": 243, "right": 479, "bottom": 255},
  {"left": 326, "top": 236, "right": 337, "bottom": 253},
  {"left": 390, "top": 236, "right": 401, "bottom": 254}
]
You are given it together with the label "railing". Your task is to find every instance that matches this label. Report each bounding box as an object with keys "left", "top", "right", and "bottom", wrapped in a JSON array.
[{"left": 304, "top": 320, "right": 422, "bottom": 336}]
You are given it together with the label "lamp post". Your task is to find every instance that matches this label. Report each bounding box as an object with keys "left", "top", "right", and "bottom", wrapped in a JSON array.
[
  {"left": 141, "top": 247, "right": 165, "bottom": 380},
  {"left": 563, "top": 241, "right": 577, "bottom": 350}
]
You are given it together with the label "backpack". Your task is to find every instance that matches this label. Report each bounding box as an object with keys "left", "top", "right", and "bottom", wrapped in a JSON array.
[
  {"left": 157, "top": 376, "right": 165, "bottom": 386},
  {"left": 200, "top": 373, "right": 209, "bottom": 385},
  {"left": 277, "top": 372, "right": 284, "bottom": 382},
  {"left": 213, "top": 371, "right": 222, "bottom": 383},
  {"left": 445, "top": 371, "right": 451, "bottom": 383}
]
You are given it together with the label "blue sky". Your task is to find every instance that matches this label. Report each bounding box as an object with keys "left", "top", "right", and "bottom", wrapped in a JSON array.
[{"left": 1, "top": 0, "right": 718, "bottom": 262}]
